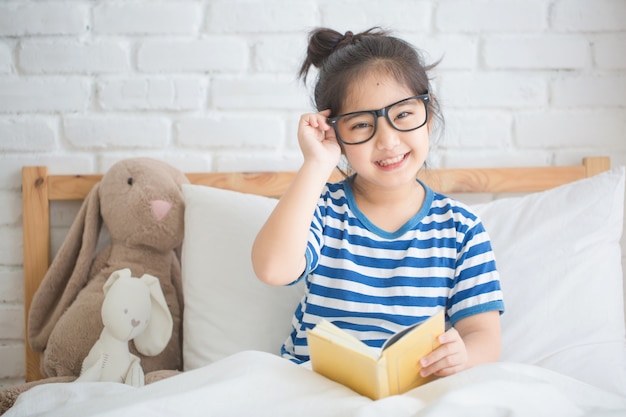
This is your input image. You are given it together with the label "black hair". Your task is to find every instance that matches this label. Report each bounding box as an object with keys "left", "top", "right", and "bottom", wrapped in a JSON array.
[{"left": 299, "top": 27, "right": 441, "bottom": 125}]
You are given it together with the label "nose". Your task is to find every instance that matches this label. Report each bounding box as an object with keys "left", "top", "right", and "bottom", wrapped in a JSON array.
[
  {"left": 374, "top": 117, "right": 400, "bottom": 150},
  {"left": 151, "top": 199, "right": 172, "bottom": 221}
]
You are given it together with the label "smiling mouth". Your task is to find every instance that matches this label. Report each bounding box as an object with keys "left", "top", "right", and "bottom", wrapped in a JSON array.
[{"left": 376, "top": 152, "right": 409, "bottom": 167}]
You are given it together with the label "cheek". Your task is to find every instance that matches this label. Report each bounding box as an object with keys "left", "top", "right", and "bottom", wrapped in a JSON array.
[{"left": 343, "top": 145, "right": 371, "bottom": 167}]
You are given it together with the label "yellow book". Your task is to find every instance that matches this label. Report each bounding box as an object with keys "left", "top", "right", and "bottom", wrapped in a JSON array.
[{"left": 307, "top": 310, "right": 445, "bottom": 400}]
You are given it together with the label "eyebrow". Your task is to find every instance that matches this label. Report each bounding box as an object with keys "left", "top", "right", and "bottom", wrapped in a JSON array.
[{"left": 340, "top": 112, "right": 370, "bottom": 122}]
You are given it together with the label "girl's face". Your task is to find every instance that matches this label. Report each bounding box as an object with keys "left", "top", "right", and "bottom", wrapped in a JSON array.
[{"left": 340, "top": 71, "right": 430, "bottom": 193}]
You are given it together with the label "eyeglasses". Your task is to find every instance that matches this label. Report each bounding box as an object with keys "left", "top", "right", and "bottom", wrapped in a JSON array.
[{"left": 327, "top": 93, "right": 431, "bottom": 145}]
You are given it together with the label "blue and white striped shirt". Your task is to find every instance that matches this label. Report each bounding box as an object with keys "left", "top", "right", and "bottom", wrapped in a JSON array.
[{"left": 281, "top": 178, "right": 504, "bottom": 363}]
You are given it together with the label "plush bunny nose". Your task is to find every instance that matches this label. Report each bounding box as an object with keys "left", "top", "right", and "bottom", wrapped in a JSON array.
[
  {"left": 151, "top": 199, "right": 172, "bottom": 221},
  {"left": 131, "top": 318, "right": 141, "bottom": 328}
]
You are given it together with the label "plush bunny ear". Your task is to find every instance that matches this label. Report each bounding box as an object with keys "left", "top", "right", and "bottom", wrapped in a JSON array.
[
  {"left": 102, "top": 268, "right": 132, "bottom": 295},
  {"left": 28, "top": 184, "right": 103, "bottom": 352},
  {"left": 133, "top": 274, "right": 173, "bottom": 356}
]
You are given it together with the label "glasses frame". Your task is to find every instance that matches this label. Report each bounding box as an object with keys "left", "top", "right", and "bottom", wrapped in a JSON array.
[{"left": 327, "top": 92, "right": 431, "bottom": 145}]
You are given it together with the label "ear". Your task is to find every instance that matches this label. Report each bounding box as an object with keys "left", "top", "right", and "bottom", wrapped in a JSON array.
[
  {"left": 28, "top": 184, "right": 104, "bottom": 352},
  {"left": 426, "top": 93, "right": 437, "bottom": 135},
  {"left": 133, "top": 274, "right": 173, "bottom": 356},
  {"left": 102, "top": 268, "right": 132, "bottom": 295}
]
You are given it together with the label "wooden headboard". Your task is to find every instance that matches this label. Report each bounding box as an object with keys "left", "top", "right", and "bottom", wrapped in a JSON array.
[{"left": 21, "top": 156, "right": 611, "bottom": 382}]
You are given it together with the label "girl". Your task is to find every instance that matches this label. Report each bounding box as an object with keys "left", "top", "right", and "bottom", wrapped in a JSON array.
[{"left": 252, "top": 27, "right": 504, "bottom": 379}]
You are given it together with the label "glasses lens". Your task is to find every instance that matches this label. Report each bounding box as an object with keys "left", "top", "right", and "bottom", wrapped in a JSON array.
[
  {"left": 335, "top": 112, "right": 376, "bottom": 144},
  {"left": 333, "top": 95, "right": 429, "bottom": 144},
  {"left": 388, "top": 97, "right": 427, "bottom": 132}
]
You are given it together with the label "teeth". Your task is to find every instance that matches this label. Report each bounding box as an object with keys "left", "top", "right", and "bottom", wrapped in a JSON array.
[{"left": 378, "top": 154, "right": 405, "bottom": 166}]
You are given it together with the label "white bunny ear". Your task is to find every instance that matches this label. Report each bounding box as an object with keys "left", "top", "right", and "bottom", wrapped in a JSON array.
[
  {"left": 102, "top": 268, "right": 132, "bottom": 295},
  {"left": 133, "top": 274, "right": 173, "bottom": 356}
]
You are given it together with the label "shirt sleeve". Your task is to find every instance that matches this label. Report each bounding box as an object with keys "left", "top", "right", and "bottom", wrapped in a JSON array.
[
  {"left": 447, "top": 217, "right": 505, "bottom": 325},
  {"left": 290, "top": 193, "right": 325, "bottom": 285}
]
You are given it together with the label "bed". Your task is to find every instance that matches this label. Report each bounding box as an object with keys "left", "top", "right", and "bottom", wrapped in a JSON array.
[{"left": 10, "top": 156, "right": 626, "bottom": 416}]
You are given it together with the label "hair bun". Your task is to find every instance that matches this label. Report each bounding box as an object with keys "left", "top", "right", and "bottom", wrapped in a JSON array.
[
  {"left": 298, "top": 27, "right": 387, "bottom": 82},
  {"left": 298, "top": 28, "right": 343, "bottom": 79}
]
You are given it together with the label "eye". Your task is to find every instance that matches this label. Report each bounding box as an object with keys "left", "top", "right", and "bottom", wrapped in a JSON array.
[
  {"left": 124, "top": 309, "right": 128, "bottom": 314},
  {"left": 351, "top": 122, "right": 372, "bottom": 131},
  {"left": 395, "top": 111, "right": 411, "bottom": 120},
  {"left": 127, "top": 177, "right": 133, "bottom": 186}
]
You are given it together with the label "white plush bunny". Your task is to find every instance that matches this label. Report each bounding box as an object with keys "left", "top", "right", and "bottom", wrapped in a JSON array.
[{"left": 76, "top": 268, "right": 173, "bottom": 387}]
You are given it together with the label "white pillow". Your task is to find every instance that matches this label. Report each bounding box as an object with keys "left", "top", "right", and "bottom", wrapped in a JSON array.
[
  {"left": 181, "top": 184, "right": 304, "bottom": 371},
  {"left": 473, "top": 167, "right": 626, "bottom": 395},
  {"left": 181, "top": 168, "right": 626, "bottom": 395}
]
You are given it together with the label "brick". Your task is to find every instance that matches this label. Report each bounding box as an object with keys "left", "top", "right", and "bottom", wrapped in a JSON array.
[
  {"left": 515, "top": 110, "right": 626, "bottom": 148},
  {"left": 212, "top": 76, "right": 309, "bottom": 110},
  {"left": 0, "top": 190, "right": 21, "bottom": 227},
  {"left": 0, "top": 3, "right": 87, "bottom": 36},
  {"left": 554, "top": 151, "right": 626, "bottom": 169},
  {"left": 51, "top": 225, "right": 74, "bottom": 259},
  {"left": 552, "top": 0, "right": 626, "bottom": 32},
  {"left": 138, "top": 38, "right": 248, "bottom": 73},
  {"left": 177, "top": 115, "right": 284, "bottom": 149},
  {"left": 214, "top": 152, "right": 303, "bottom": 172},
  {"left": 285, "top": 118, "right": 301, "bottom": 151},
  {"left": 19, "top": 40, "right": 130, "bottom": 74},
  {"left": 100, "top": 154, "right": 212, "bottom": 174},
  {"left": 0, "top": 156, "right": 93, "bottom": 191},
  {"left": 553, "top": 75, "right": 626, "bottom": 107},
  {"left": 0, "top": 78, "right": 90, "bottom": 113},
  {"left": 0, "top": 227, "right": 21, "bottom": 266},
  {"left": 97, "top": 77, "right": 207, "bottom": 111},
  {"left": 594, "top": 34, "right": 626, "bottom": 69},
  {"left": 441, "top": 149, "right": 552, "bottom": 169},
  {"left": 0, "top": 270, "right": 22, "bottom": 303},
  {"left": 442, "top": 110, "right": 512, "bottom": 148},
  {"left": 0, "top": 342, "right": 24, "bottom": 378},
  {"left": 484, "top": 36, "right": 588, "bottom": 70},
  {"left": 320, "top": 1, "right": 432, "bottom": 33},
  {"left": 254, "top": 35, "right": 307, "bottom": 73},
  {"left": 0, "top": 116, "right": 57, "bottom": 152},
  {"left": 0, "top": 42, "right": 12, "bottom": 74},
  {"left": 439, "top": 72, "right": 547, "bottom": 108},
  {"left": 207, "top": 0, "right": 317, "bottom": 33},
  {"left": 64, "top": 117, "right": 170, "bottom": 149},
  {"left": 50, "top": 201, "right": 81, "bottom": 230},
  {"left": 404, "top": 35, "right": 479, "bottom": 70},
  {"left": 93, "top": 2, "right": 202, "bottom": 35},
  {"left": 437, "top": 0, "right": 545, "bottom": 33}
]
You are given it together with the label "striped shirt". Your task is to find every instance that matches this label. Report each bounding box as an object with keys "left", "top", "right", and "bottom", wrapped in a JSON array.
[{"left": 281, "top": 178, "right": 504, "bottom": 363}]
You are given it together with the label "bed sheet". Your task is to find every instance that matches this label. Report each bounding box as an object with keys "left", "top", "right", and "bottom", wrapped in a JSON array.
[{"left": 7, "top": 351, "right": 626, "bottom": 417}]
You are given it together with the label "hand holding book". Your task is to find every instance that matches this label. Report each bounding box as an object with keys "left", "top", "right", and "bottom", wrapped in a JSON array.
[{"left": 307, "top": 310, "right": 445, "bottom": 400}]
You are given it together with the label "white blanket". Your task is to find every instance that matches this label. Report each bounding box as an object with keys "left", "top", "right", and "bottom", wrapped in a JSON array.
[{"left": 7, "top": 351, "right": 626, "bottom": 417}]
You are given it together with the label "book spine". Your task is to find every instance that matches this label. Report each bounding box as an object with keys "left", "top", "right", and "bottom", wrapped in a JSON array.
[{"left": 375, "top": 357, "right": 390, "bottom": 400}]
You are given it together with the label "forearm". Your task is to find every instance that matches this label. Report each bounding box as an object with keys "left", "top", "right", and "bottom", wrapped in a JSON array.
[
  {"left": 252, "top": 161, "right": 333, "bottom": 286},
  {"left": 420, "top": 311, "right": 501, "bottom": 377},
  {"left": 460, "top": 323, "right": 501, "bottom": 367}
]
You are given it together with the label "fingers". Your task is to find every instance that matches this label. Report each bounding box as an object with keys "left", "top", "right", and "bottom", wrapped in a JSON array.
[
  {"left": 300, "top": 109, "right": 332, "bottom": 132},
  {"left": 419, "top": 328, "right": 468, "bottom": 378}
]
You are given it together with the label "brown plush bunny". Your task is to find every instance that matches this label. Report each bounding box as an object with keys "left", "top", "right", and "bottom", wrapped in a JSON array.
[{"left": 0, "top": 158, "right": 187, "bottom": 413}]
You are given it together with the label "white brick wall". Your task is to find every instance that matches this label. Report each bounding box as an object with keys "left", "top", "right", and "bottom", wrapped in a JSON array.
[{"left": 1, "top": 0, "right": 625, "bottom": 385}]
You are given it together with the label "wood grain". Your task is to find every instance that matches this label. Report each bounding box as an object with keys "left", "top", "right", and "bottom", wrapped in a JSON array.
[{"left": 21, "top": 167, "right": 49, "bottom": 382}]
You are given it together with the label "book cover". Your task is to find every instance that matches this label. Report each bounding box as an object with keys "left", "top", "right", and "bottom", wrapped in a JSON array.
[{"left": 307, "top": 310, "right": 445, "bottom": 400}]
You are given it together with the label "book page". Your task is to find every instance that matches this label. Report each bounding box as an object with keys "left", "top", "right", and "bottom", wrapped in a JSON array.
[
  {"left": 381, "top": 310, "right": 445, "bottom": 395},
  {"left": 307, "top": 328, "right": 389, "bottom": 399},
  {"left": 309, "top": 320, "right": 379, "bottom": 359}
]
